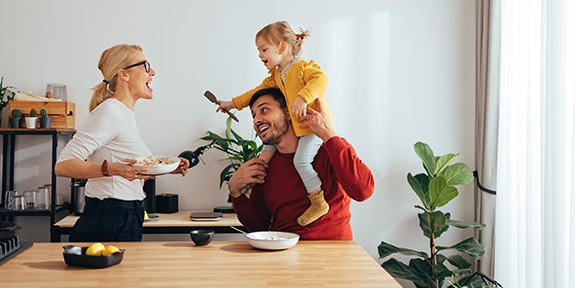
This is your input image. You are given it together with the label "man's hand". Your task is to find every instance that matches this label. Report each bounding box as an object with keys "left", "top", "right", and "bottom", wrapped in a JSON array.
[
  {"left": 299, "top": 98, "right": 337, "bottom": 142},
  {"left": 228, "top": 158, "right": 268, "bottom": 198}
]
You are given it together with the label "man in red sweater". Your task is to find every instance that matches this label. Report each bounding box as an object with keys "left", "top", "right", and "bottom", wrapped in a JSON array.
[{"left": 228, "top": 88, "right": 374, "bottom": 240}]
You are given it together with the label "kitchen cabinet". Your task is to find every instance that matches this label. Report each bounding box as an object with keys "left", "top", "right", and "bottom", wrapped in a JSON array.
[{"left": 0, "top": 128, "right": 75, "bottom": 242}]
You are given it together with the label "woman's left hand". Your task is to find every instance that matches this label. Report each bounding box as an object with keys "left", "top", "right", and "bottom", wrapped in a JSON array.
[{"left": 171, "top": 157, "right": 190, "bottom": 176}]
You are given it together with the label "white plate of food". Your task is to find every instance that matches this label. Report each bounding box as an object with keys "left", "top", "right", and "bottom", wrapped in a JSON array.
[
  {"left": 246, "top": 231, "right": 300, "bottom": 251},
  {"left": 134, "top": 155, "right": 180, "bottom": 175}
]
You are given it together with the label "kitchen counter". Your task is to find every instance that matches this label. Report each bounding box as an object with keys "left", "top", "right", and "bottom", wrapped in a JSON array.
[
  {"left": 52, "top": 211, "right": 245, "bottom": 242},
  {"left": 0, "top": 241, "right": 401, "bottom": 287}
]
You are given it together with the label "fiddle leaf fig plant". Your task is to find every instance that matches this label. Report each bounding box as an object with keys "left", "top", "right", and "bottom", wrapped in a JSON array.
[
  {"left": 378, "top": 142, "right": 487, "bottom": 288},
  {"left": 200, "top": 117, "right": 263, "bottom": 188}
]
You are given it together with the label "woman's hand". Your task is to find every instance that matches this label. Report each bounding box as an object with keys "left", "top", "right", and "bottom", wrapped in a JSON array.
[
  {"left": 171, "top": 157, "right": 190, "bottom": 177},
  {"left": 110, "top": 159, "right": 150, "bottom": 181}
]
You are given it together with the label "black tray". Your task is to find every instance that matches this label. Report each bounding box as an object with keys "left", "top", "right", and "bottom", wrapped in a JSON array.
[{"left": 63, "top": 245, "right": 125, "bottom": 268}]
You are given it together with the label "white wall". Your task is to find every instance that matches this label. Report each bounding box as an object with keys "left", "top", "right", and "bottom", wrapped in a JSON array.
[{"left": 1, "top": 0, "right": 476, "bottom": 266}]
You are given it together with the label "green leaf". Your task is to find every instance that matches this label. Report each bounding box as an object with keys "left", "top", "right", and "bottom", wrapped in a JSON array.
[
  {"left": 439, "top": 162, "right": 474, "bottom": 186},
  {"left": 381, "top": 258, "right": 429, "bottom": 287},
  {"left": 436, "top": 237, "right": 485, "bottom": 260},
  {"left": 434, "top": 153, "right": 458, "bottom": 175},
  {"left": 429, "top": 176, "right": 458, "bottom": 208},
  {"left": 446, "top": 219, "right": 486, "bottom": 230},
  {"left": 408, "top": 173, "right": 431, "bottom": 209},
  {"left": 418, "top": 211, "right": 449, "bottom": 238},
  {"left": 414, "top": 142, "right": 436, "bottom": 176},
  {"left": 377, "top": 241, "right": 428, "bottom": 259},
  {"left": 446, "top": 254, "right": 471, "bottom": 269}
]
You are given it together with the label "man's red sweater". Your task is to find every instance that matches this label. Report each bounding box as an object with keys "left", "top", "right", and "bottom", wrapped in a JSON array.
[{"left": 232, "top": 137, "right": 374, "bottom": 240}]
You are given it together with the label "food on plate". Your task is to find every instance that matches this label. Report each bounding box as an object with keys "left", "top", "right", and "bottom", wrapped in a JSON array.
[
  {"left": 265, "top": 235, "right": 288, "bottom": 240},
  {"left": 86, "top": 242, "right": 105, "bottom": 256},
  {"left": 137, "top": 156, "right": 175, "bottom": 166}
]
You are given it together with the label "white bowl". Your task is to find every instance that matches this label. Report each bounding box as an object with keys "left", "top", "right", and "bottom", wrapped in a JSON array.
[
  {"left": 246, "top": 231, "right": 300, "bottom": 250},
  {"left": 134, "top": 156, "right": 180, "bottom": 175}
]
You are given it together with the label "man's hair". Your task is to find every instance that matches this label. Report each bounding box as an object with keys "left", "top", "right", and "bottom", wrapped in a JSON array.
[{"left": 249, "top": 87, "right": 287, "bottom": 109}]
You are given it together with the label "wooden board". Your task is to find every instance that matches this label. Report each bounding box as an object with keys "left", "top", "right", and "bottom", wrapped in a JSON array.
[
  {"left": 8, "top": 101, "right": 76, "bottom": 128},
  {"left": 8, "top": 101, "right": 75, "bottom": 116}
]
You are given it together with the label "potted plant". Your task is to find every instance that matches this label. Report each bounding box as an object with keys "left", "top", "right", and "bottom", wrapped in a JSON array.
[
  {"left": 180, "top": 117, "right": 263, "bottom": 202},
  {"left": 0, "top": 76, "right": 17, "bottom": 127},
  {"left": 378, "top": 142, "right": 489, "bottom": 288},
  {"left": 10, "top": 108, "right": 22, "bottom": 128},
  {"left": 25, "top": 108, "right": 38, "bottom": 129},
  {"left": 201, "top": 117, "right": 263, "bottom": 188},
  {"left": 39, "top": 107, "right": 52, "bottom": 128}
]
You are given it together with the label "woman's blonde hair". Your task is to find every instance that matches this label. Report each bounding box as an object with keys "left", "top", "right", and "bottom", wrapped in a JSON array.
[
  {"left": 256, "top": 21, "right": 310, "bottom": 57},
  {"left": 89, "top": 44, "right": 142, "bottom": 112}
]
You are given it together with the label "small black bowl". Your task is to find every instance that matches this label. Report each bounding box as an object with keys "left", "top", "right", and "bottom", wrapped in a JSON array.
[{"left": 190, "top": 229, "right": 214, "bottom": 246}]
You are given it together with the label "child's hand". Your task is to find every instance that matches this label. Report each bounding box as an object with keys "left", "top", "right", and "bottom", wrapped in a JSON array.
[
  {"left": 216, "top": 100, "right": 236, "bottom": 113},
  {"left": 291, "top": 97, "right": 307, "bottom": 118}
]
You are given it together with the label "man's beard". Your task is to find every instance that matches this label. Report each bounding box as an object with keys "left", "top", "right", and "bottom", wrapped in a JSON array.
[{"left": 259, "top": 117, "right": 290, "bottom": 145}]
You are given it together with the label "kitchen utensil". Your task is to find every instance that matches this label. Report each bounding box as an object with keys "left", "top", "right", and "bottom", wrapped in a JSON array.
[
  {"left": 229, "top": 225, "right": 248, "bottom": 235},
  {"left": 204, "top": 90, "right": 239, "bottom": 122},
  {"left": 246, "top": 231, "right": 299, "bottom": 250},
  {"left": 190, "top": 229, "right": 214, "bottom": 246},
  {"left": 0, "top": 221, "right": 21, "bottom": 239},
  {"left": 4, "top": 190, "right": 19, "bottom": 210},
  {"left": 45, "top": 83, "right": 67, "bottom": 101}
]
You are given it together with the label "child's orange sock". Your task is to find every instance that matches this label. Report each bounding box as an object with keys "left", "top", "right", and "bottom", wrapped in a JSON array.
[{"left": 297, "top": 189, "right": 329, "bottom": 226}]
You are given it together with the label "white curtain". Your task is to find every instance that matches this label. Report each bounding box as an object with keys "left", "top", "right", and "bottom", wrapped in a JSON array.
[{"left": 494, "top": 0, "right": 575, "bottom": 287}]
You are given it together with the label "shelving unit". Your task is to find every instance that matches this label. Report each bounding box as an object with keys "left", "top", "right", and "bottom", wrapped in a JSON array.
[{"left": 0, "top": 128, "right": 75, "bottom": 242}]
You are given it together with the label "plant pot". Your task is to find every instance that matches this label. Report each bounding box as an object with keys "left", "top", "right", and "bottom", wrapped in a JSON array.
[
  {"left": 25, "top": 117, "right": 38, "bottom": 129},
  {"left": 39, "top": 117, "right": 52, "bottom": 128},
  {"left": 9, "top": 117, "right": 21, "bottom": 128}
]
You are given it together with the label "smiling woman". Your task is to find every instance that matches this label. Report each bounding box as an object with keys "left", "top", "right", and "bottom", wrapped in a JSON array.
[{"left": 54, "top": 44, "right": 189, "bottom": 242}]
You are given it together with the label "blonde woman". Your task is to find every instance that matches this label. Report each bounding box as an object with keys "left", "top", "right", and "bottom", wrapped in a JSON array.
[{"left": 55, "top": 44, "right": 189, "bottom": 242}]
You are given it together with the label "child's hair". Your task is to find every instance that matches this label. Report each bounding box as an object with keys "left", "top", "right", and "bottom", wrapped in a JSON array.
[{"left": 256, "top": 21, "right": 310, "bottom": 57}]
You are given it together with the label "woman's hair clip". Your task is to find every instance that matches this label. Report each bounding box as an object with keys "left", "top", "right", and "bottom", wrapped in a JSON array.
[
  {"left": 296, "top": 34, "right": 302, "bottom": 40},
  {"left": 102, "top": 79, "right": 110, "bottom": 84}
]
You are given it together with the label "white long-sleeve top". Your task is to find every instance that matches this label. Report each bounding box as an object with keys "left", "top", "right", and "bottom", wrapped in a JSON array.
[{"left": 57, "top": 98, "right": 152, "bottom": 201}]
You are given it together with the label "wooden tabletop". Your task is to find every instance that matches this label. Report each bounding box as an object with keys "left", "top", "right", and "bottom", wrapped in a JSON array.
[
  {"left": 54, "top": 211, "right": 243, "bottom": 228},
  {"left": 1, "top": 241, "right": 400, "bottom": 287}
]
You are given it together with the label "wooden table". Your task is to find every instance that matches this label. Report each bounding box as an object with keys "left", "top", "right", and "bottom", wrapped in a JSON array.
[
  {"left": 52, "top": 211, "right": 245, "bottom": 242},
  {"left": 0, "top": 241, "right": 401, "bottom": 287}
]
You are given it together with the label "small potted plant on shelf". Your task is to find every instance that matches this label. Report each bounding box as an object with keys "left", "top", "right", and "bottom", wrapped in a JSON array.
[
  {"left": 39, "top": 107, "right": 52, "bottom": 128},
  {"left": 10, "top": 108, "right": 22, "bottom": 128},
  {"left": 25, "top": 108, "right": 38, "bottom": 129},
  {"left": 0, "top": 76, "right": 17, "bottom": 127}
]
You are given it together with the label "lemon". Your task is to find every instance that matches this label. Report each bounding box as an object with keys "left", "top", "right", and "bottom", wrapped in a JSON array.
[
  {"left": 86, "top": 242, "right": 105, "bottom": 256},
  {"left": 102, "top": 245, "right": 120, "bottom": 256}
]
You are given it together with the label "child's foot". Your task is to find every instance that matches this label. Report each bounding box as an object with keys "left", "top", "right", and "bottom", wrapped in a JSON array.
[{"left": 297, "top": 189, "right": 329, "bottom": 226}]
